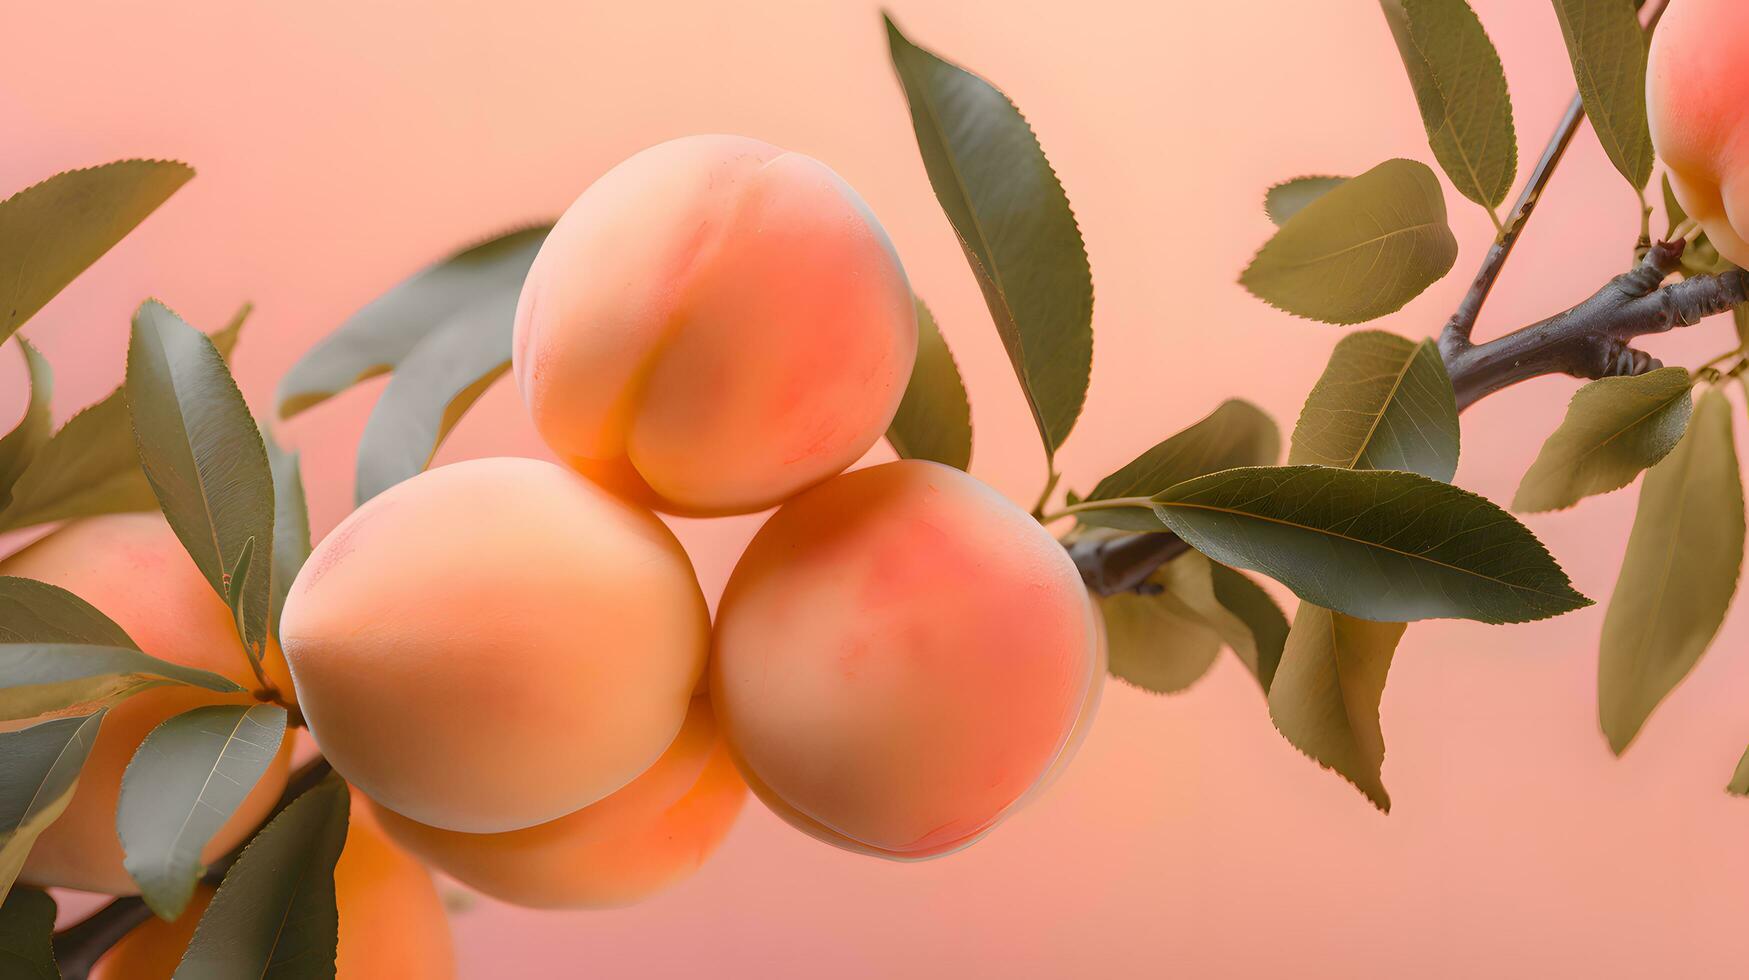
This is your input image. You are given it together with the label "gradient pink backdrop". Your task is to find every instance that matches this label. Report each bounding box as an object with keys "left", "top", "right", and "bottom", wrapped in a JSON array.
[{"left": 4, "top": 1, "right": 1747, "bottom": 976}]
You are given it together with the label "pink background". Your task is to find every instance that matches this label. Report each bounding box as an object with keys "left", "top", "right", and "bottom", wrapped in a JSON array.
[{"left": 5, "top": 1, "right": 1747, "bottom": 976}]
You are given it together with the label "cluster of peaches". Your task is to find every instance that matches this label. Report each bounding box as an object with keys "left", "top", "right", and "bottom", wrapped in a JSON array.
[{"left": 12, "top": 136, "right": 1105, "bottom": 975}]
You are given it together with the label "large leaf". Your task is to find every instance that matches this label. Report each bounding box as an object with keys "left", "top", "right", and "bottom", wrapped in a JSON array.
[
  {"left": 1080, "top": 400, "right": 1279, "bottom": 531},
  {"left": 1598, "top": 387, "right": 1743, "bottom": 754},
  {"left": 0, "top": 887, "right": 57, "bottom": 980},
  {"left": 0, "top": 341, "right": 53, "bottom": 508},
  {"left": 1146, "top": 465, "right": 1590, "bottom": 624},
  {"left": 1265, "top": 176, "right": 1347, "bottom": 226},
  {"left": 886, "top": 298, "right": 972, "bottom": 470},
  {"left": 126, "top": 301, "right": 273, "bottom": 666},
  {"left": 885, "top": 15, "right": 1093, "bottom": 459},
  {"left": 0, "top": 160, "right": 193, "bottom": 345},
  {"left": 175, "top": 773, "right": 350, "bottom": 980},
  {"left": 0, "top": 643, "right": 240, "bottom": 722},
  {"left": 0, "top": 710, "right": 106, "bottom": 903},
  {"left": 1289, "top": 331, "right": 1459, "bottom": 481},
  {"left": 1551, "top": 0, "right": 1653, "bottom": 190},
  {"left": 1513, "top": 367, "right": 1692, "bottom": 512},
  {"left": 1268, "top": 605, "right": 1406, "bottom": 811},
  {"left": 276, "top": 226, "right": 548, "bottom": 419},
  {"left": 118, "top": 704, "right": 288, "bottom": 920},
  {"left": 0, "top": 577, "right": 135, "bottom": 648},
  {"left": 1241, "top": 159, "right": 1458, "bottom": 325},
  {"left": 262, "top": 430, "right": 310, "bottom": 634},
  {"left": 1379, "top": 0, "right": 1517, "bottom": 211}
]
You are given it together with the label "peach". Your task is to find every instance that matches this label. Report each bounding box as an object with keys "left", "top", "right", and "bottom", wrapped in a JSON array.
[
  {"left": 512, "top": 134, "right": 918, "bottom": 517},
  {"left": 2, "top": 514, "right": 294, "bottom": 895},
  {"left": 1648, "top": 0, "right": 1749, "bottom": 267},
  {"left": 710, "top": 461, "right": 1103, "bottom": 859},
  {"left": 278, "top": 456, "right": 708, "bottom": 834},
  {"left": 371, "top": 696, "right": 745, "bottom": 909},
  {"left": 92, "top": 803, "right": 455, "bottom": 979}
]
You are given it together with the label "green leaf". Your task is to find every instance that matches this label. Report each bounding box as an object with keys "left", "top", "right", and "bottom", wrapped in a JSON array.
[
  {"left": 0, "top": 576, "right": 136, "bottom": 648},
  {"left": 1513, "top": 367, "right": 1692, "bottom": 512},
  {"left": 884, "top": 15, "right": 1093, "bottom": 459},
  {"left": 1265, "top": 176, "right": 1348, "bottom": 226},
  {"left": 1551, "top": 0, "right": 1654, "bottom": 190},
  {"left": 1289, "top": 331, "right": 1460, "bottom": 481},
  {"left": 262, "top": 430, "right": 310, "bottom": 636},
  {"left": 1079, "top": 400, "right": 1279, "bottom": 531},
  {"left": 126, "top": 300, "right": 274, "bottom": 668},
  {"left": 0, "top": 710, "right": 107, "bottom": 904},
  {"left": 1208, "top": 563, "right": 1290, "bottom": 693},
  {"left": 1379, "top": 0, "right": 1517, "bottom": 210},
  {"left": 0, "top": 341, "right": 53, "bottom": 509},
  {"left": 175, "top": 772, "right": 350, "bottom": 980},
  {"left": 1735, "top": 304, "right": 1749, "bottom": 354},
  {"left": 1101, "top": 581, "right": 1222, "bottom": 696},
  {"left": 0, "top": 887, "right": 58, "bottom": 980},
  {"left": 118, "top": 704, "right": 288, "bottom": 920},
  {"left": 0, "top": 160, "right": 193, "bottom": 345},
  {"left": 0, "top": 643, "right": 240, "bottom": 721},
  {"left": 1729, "top": 745, "right": 1749, "bottom": 797},
  {"left": 1598, "top": 387, "right": 1744, "bottom": 754},
  {"left": 1148, "top": 465, "right": 1590, "bottom": 624},
  {"left": 1662, "top": 172, "right": 1687, "bottom": 236},
  {"left": 276, "top": 226, "right": 549, "bottom": 419},
  {"left": 886, "top": 298, "right": 972, "bottom": 470},
  {"left": 1267, "top": 605, "right": 1406, "bottom": 811},
  {"left": 1240, "top": 159, "right": 1459, "bottom": 325}
]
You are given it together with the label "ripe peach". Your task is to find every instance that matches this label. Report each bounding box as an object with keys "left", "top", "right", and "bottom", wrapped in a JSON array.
[
  {"left": 512, "top": 134, "right": 918, "bottom": 517},
  {"left": 92, "top": 803, "right": 455, "bottom": 979},
  {"left": 711, "top": 461, "right": 1103, "bottom": 859},
  {"left": 1648, "top": 0, "right": 1749, "bottom": 267},
  {"left": 370, "top": 696, "right": 745, "bottom": 909},
  {"left": 2, "top": 514, "right": 294, "bottom": 895},
  {"left": 279, "top": 456, "right": 708, "bottom": 834}
]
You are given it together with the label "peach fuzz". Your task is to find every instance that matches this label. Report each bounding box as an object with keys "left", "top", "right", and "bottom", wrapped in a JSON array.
[
  {"left": 371, "top": 696, "right": 745, "bottom": 909},
  {"left": 512, "top": 134, "right": 918, "bottom": 517},
  {"left": 92, "top": 802, "right": 455, "bottom": 979},
  {"left": 2, "top": 514, "right": 294, "bottom": 896},
  {"left": 710, "top": 460, "right": 1104, "bottom": 859},
  {"left": 1648, "top": 0, "right": 1749, "bottom": 268},
  {"left": 278, "top": 456, "right": 708, "bottom": 834}
]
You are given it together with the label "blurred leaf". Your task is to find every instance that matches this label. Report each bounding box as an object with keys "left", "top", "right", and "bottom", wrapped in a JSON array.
[
  {"left": 1208, "top": 563, "right": 1290, "bottom": 693},
  {"left": 0, "top": 710, "right": 106, "bottom": 904},
  {"left": 885, "top": 15, "right": 1093, "bottom": 459},
  {"left": 126, "top": 300, "right": 274, "bottom": 668},
  {"left": 1148, "top": 465, "right": 1590, "bottom": 624},
  {"left": 1729, "top": 746, "right": 1749, "bottom": 797},
  {"left": 1241, "top": 159, "right": 1458, "bottom": 325},
  {"left": 1551, "top": 0, "right": 1653, "bottom": 190},
  {"left": 1513, "top": 367, "right": 1692, "bottom": 512},
  {"left": 0, "top": 160, "right": 193, "bottom": 345},
  {"left": 1101, "top": 581, "right": 1222, "bottom": 695},
  {"left": 1289, "top": 331, "right": 1459, "bottom": 481},
  {"left": 1735, "top": 304, "right": 1749, "bottom": 353},
  {"left": 1662, "top": 173, "right": 1686, "bottom": 235},
  {"left": 1080, "top": 400, "right": 1279, "bottom": 531},
  {"left": 0, "top": 643, "right": 240, "bottom": 722},
  {"left": 0, "top": 341, "right": 53, "bottom": 509},
  {"left": 176, "top": 772, "right": 350, "bottom": 980},
  {"left": 262, "top": 431, "right": 310, "bottom": 635},
  {"left": 1265, "top": 176, "right": 1348, "bottom": 226},
  {"left": 0, "top": 886, "right": 57, "bottom": 980},
  {"left": 277, "top": 226, "right": 549, "bottom": 419},
  {"left": 118, "top": 704, "right": 288, "bottom": 920},
  {"left": 0, "top": 577, "right": 135, "bottom": 648},
  {"left": 1380, "top": 0, "right": 1517, "bottom": 210},
  {"left": 1268, "top": 605, "right": 1405, "bottom": 811},
  {"left": 886, "top": 298, "right": 972, "bottom": 470},
  {"left": 1599, "top": 387, "right": 1743, "bottom": 754}
]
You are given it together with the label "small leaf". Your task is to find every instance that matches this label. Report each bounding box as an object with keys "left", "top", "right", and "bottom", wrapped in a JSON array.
[
  {"left": 1080, "top": 400, "right": 1279, "bottom": 531},
  {"left": 1551, "top": 0, "right": 1654, "bottom": 190},
  {"left": 277, "top": 226, "right": 549, "bottom": 419},
  {"left": 118, "top": 704, "right": 288, "bottom": 920},
  {"left": 1289, "top": 331, "right": 1460, "bottom": 481},
  {"left": 1101, "top": 583, "right": 1222, "bottom": 696},
  {"left": 0, "top": 341, "right": 54, "bottom": 508},
  {"left": 0, "top": 643, "right": 241, "bottom": 722},
  {"left": 1268, "top": 605, "right": 1406, "bottom": 811},
  {"left": 1379, "top": 0, "right": 1518, "bottom": 210},
  {"left": 0, "top": 886, "right": 58, "bottom": 980},
  {"left": 1265, "top": 176, "right": 1348, "bottom": 226},
  {"left": 1149, "top": 465, "right": 1590, "bottom": 624},
  {"left": 1598, "top": 387, "right": 1744, "bottom": 754},
  {"left": 1513, "top": 367, "right": 1692, "bottom": 512},
  {"left": 126, "top": 300, "right": 273, "bottom": 668},
  {"left": 0, "top": 710, "right": 107, "bottom": 903},
  {"left": 885, "top": 15, "right": 1093, "bottom": 459},
  {"left": 1208, "top": 563, "right": 1290, "bottom": 693},
  {"left": 1662, "top": 172, "right": 1687, "bottom": 236},
  {"left": 262, "top": 431, "right": 310, "bottom": 635},
  {"left": 1735, "top": 305, "right": 1749, "bottom": 353},
  {"left": 0, "top": 160, "right": 193, "bottom": 345},
  {"left": 1729, "top": 746, "right": 1749, "bottom": 797},
  {"left": 886, "top": 298, "right": 972, "bottom": 470},
  {"left": 1241, "top": 159, "right": 1458, "bottom": 325},
  {"left": 175, "top": 772, "right": 350, "bottom": 980},
  {"left": 0, "top": 576, "right": 136, "bottom": 648}
]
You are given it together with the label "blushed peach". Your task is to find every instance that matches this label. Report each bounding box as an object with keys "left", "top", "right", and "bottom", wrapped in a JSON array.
[
  {"left": 711, "top": 461, "right": 1103, "bottom": 859},
  {"left": 370, "top": 697, "right": 745, "bottom": 909},
  {"left": 1648, "top": 0, "right": 1749, "bottom": 267},
  {"left": 512, "top": 134, "right": 917, "bottom": 517},
  {"left": 279, "top": 457, "right": 708, "bottom": 834},
  {"left": 3, "top": 514, "right": 294, "bottom": 895}
]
